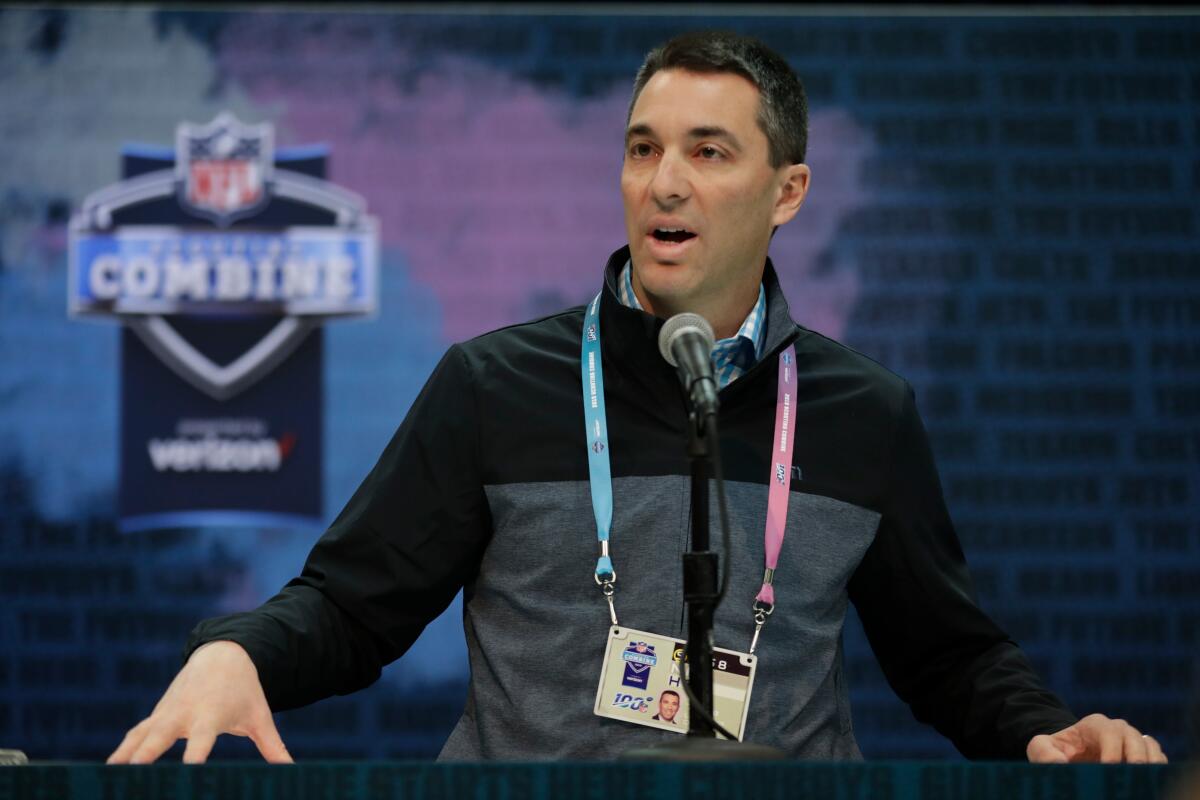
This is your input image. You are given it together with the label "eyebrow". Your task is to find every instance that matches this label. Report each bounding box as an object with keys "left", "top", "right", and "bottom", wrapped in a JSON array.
[{"left": 624, "top": 123, "right": 744, "bottom": 152}]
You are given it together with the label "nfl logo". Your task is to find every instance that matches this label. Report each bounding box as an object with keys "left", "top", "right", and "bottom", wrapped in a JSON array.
[{"left": 175, "top": 111, "right": 273, "bottom": 226}]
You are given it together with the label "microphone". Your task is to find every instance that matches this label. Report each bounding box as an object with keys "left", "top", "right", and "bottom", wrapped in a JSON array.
[{"left": 658, "top": 313, "right": 719, "bottom": 415}]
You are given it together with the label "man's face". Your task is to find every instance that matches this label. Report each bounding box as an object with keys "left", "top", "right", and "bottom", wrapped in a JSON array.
[
  {"left": 621, "top": 68, "right": 808, "bottom": 317},
  {"left": 658, "top": 692, "right": 680, "bottom": 721}
]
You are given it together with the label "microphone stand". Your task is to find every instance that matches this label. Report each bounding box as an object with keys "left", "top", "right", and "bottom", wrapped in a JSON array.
[
  {"left": 684, "top": 408, "right": 718, "bottom": 739},
  {"left": 621, "top": 405, "right": 784, "bottom": 762}
]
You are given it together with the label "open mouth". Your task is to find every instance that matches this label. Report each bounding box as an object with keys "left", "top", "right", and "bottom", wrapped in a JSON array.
[{"left": 652, "top": 228, "right": 697, "bottom": 244}]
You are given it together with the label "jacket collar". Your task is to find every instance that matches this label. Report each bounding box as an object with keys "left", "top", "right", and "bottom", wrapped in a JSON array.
[{"left": 599, "top": 245, "right": 802, "bottom": 371}]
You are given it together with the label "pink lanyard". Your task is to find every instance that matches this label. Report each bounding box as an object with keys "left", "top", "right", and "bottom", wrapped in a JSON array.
[{"left": 750, "top": 344, "right": 797, "bottom": 654}]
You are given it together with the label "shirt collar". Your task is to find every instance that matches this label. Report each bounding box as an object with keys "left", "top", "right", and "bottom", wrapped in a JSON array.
[{"left": 619, "top": 260, "right": 767, "bottom": 362}]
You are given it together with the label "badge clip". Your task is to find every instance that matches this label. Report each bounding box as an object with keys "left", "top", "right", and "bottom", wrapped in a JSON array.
[{"left": 749, "top": 599, "right": 773, "bottom": 654}]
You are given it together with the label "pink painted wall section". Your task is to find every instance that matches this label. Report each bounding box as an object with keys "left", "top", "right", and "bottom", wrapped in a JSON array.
[{"left": 219, "top": 17, "right": 872, "bottom": 343}]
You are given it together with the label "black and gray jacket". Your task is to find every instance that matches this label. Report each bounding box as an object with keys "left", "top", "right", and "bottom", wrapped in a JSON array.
[{"left": 189, "top": 246, "right": 1077, "bottom": 760}]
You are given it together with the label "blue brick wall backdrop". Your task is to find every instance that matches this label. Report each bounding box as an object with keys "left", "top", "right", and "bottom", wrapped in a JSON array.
[{"left": 1, "top": 8, "right": 1197, "bottom": 760}]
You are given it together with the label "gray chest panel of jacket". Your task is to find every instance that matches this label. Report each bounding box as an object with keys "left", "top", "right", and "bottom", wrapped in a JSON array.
[{"left": 438, "top": 476, "right": 881, "bottom": 760}]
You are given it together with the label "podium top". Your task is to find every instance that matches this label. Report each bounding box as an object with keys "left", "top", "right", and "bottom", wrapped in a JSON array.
[{"left": 0, "top": 760, "right": 1185, "bottom": 800}]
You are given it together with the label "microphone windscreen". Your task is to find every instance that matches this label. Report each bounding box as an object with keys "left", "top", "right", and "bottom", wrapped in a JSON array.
[{"left": 658, "top": 313, "right": 715, "bottom": 367}]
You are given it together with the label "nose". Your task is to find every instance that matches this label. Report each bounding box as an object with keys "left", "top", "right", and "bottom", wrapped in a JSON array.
[{"left": 648, "top": 151, "right": 691, "bottom": 208}]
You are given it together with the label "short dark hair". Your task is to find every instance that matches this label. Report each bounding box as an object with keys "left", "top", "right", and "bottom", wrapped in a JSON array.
[
  {"left": 628, "top": 31, "right": 808, "bottom": 167},
  {"left": 660, "top": 690, "right": 680, "bottom": 700}
]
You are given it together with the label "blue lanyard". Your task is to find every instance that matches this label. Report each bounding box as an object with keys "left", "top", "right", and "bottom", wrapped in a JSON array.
[{"left": 581, "top": 293, "right": 616, "bottom": 603}]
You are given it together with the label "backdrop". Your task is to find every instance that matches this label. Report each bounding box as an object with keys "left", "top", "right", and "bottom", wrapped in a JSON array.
[{"left": 1, "top": 7, "right": 1197, "bottom": 760}]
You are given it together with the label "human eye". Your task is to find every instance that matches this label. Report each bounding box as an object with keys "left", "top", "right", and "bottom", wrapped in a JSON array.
[
  {"left": 696, "top": 145, "right": 726, "bottom": 160},
  {"left": 628, "top": 141, "right": 656, "bottom": 159}
]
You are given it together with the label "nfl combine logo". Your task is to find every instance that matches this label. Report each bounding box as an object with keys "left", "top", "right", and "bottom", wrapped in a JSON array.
[
  {"left": 68, "top": 110, "right": 379, "bottom": 532},
  {"left": 621, "top": 642, "right": 657, "bottom": 689},
  {"left": 176, "top": 112, "right": 273, "bottom": 226},
  {"left": 69, "top": 111, "right": 378, "bottom": 401}
]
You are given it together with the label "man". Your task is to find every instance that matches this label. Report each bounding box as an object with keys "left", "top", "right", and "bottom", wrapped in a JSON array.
[
  {"left": 653, "top": 691, "right": 681, "bottom": 725},
  {"left": 109, "top": 31, "right": 1165, "bottom": 765}
]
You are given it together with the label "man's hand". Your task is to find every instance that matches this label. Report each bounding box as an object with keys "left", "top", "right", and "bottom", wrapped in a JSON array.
[
  {"left": 1027, "top": 713, "right": 1167, "bottom": 764},
  {"left": 107, "top": 640, "right": 293, "bottom": 765}
]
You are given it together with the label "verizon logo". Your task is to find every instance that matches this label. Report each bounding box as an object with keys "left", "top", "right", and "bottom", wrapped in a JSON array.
[{"left": 147, "top": 433, "right": 295, "bottom": 473}]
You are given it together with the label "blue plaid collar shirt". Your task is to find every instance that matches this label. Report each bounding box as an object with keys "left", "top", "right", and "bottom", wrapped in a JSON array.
[{"left": 618, "top": 261, "right": 767, "bottom": 389}]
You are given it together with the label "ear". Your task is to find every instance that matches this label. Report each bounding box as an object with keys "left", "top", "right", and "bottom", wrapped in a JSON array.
[{"left": 771, "top": 163, "right": 811, "bottom": 228}]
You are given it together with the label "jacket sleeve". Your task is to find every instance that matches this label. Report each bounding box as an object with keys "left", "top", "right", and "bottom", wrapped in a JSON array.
[
  {"left": 847, "top": 382, "right": 1078, "bottom": 759},
  {"left": 184, "top": 344, "right": 492, "bottom": 710}
]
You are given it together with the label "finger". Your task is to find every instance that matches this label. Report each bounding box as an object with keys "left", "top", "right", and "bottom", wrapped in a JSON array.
[
  {"left": 1097, "top": 720, "right": 1125, "bottom": 764},
  {"left": 127, "top": 726, "right": 179, "bottom": 765},
  {"left": 249, "top": 718, "right": 293, "bottom": 764},
  {"left": 107, "top": 720, "right": 150, "bottom": 765},
  {"left": 182, "top": 729, "right": 217, "bottom": 765},
  {"left": 1026, "top": 734, "right": 1070, "bottom": 763},
  {"left": 1143, "top": 735, "right": 1168, "bottom": 764},
  {"left": 1122, "top": 727, "right": 1149, "bottom": 764}
]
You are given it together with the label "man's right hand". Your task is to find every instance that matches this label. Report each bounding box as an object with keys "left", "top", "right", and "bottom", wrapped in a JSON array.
[{"left": 107, "top": 640, "right": 293, "bottom": 764}]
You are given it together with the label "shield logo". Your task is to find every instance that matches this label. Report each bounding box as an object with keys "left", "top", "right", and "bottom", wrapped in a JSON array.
[
  {"left": 176, "top": 112, "right": 273, "bottom": 226},
  {"left": 70, "top": 111, "right": 378, "bottom": 402}
]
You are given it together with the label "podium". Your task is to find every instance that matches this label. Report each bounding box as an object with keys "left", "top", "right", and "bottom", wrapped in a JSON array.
[{"left": 0, "top": 760, "right": 1184, "bottom": 799}]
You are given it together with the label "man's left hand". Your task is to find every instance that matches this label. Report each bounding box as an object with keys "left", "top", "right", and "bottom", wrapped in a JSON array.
[{"left": 1027, "top": 714, "right": 1168, "bottom": 763}]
